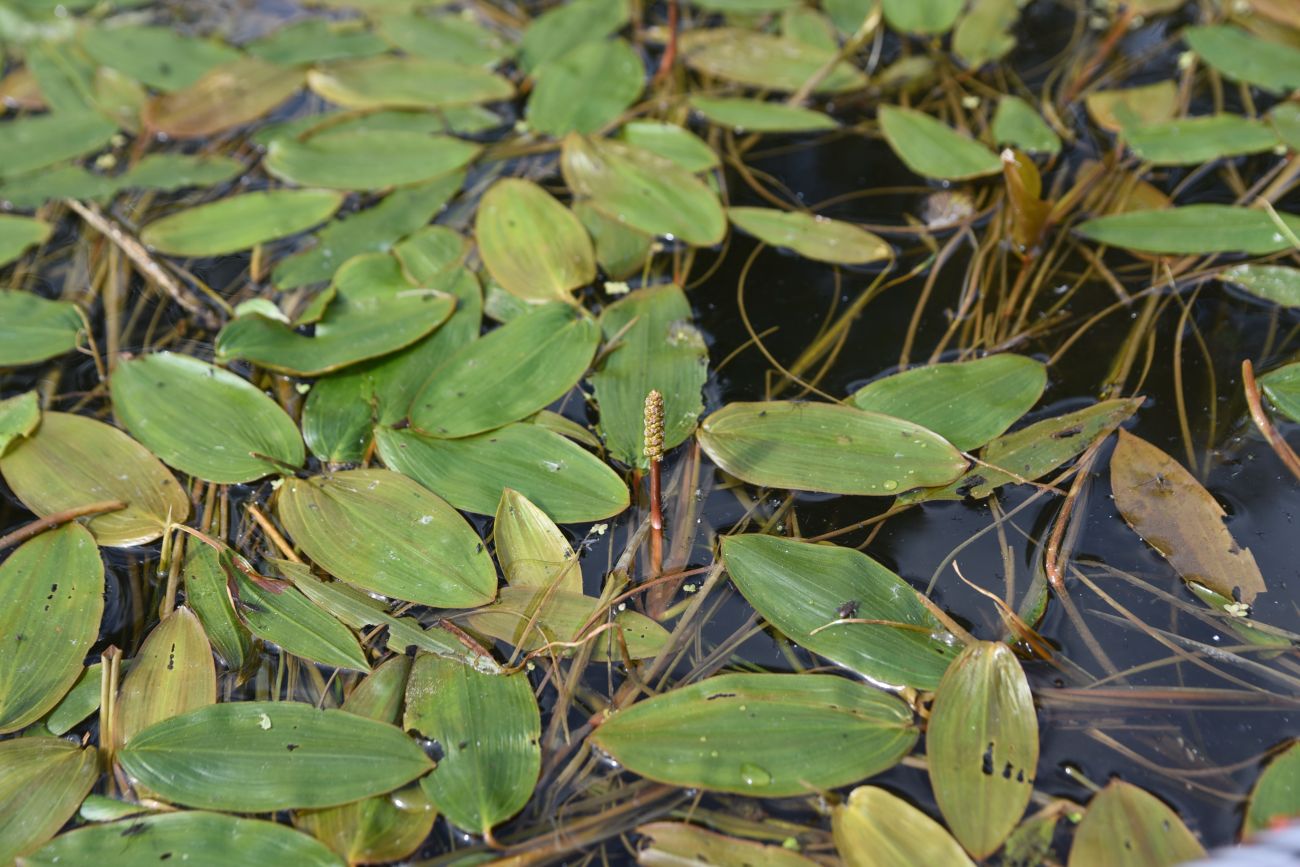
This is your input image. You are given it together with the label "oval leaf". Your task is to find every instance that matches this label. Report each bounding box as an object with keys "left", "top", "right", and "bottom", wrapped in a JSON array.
[
  {"left": 475, "top": 178, "right": 596, "bottom": 303},
  {"left": 1126, "top": 115, "right": 1279, "bottom": 165},
  {"left": 494, "top": 488, "right": 581, "bottom": 592},
  {"left": 307, "top": 56, "right": 513, "bottom": 110},
  {"left": 638, "top": 821, "right": 822, "bottom": 867},
  {"left": 528, "top": 38, "right": 643, "bottom": 136},
  {"left": 116, "top": 606, "right": 217, "bottom": 749},
  {"left": 1261, "top": 362, "right": 1300, "bottom": 423},
  {"left": 728, "top": 207, "right": 891, "bottom": 265},
  {"left": 879, "top": 106, "right": 1001, "bottom": 180},
  {"left": 1222, "top": 264, "right": 1300, "bottom": 308},
  {"left": 0, "top": 216, "right": 53, "bottom": 268},
  {"left": 0, "top": 737, "right": 98, "bottom": 864},
  {"left": 833, "top": 786, "right": 975, "bottom": 867},
  {"left": 266, "top": 129, "right": 480, "bottom": 191},
  {"left": 691, "top": 96, "right": 837, "bottom": 132},
  {"left": 144, "top": 57, "right": 304, "bottom": 139},
  {"left": 142, "top": 189, "right": 344, "bottom": 257},
  {"left": 1185, "top": 25, "right": 1300, "bottom": 94},
  {"left": 1067, "top": 781, "right": 1204, "bottom": 867},
  {"left": 1244, "top": 741, "right": 1300, "bottom": 835},
  {"left": 1077, "top": 205, "right": 1300, "bottom": 255},
  {"left": 235, "top": 572, "right": 371, "bottom": 673},
  {"left": 0, "top": 290, "right": 81, "bottom": 366}
]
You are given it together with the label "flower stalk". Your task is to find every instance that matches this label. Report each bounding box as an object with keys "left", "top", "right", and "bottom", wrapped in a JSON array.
[{"left": 644, "top": 390, "right": 665, "bottom": 578}]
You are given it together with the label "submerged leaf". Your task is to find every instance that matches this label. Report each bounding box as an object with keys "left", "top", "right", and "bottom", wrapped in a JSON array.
[
  {"left": 142, "top": 189, "right": 344, "bottom": 257},
  {"left": 1110, "top": 429, "right": 1266, "bottom": 604},
  {"left": 0, "top": 737, "right": 98, "bottom": 864},
  {"left": 833, "top": 786, "right": 975, "bottom": 867},
  {"left": 591, "top": 673, "right": 917, "bottom": 796},
  {"left": 1067, "top": 781, "right": 1204, "bottom": 867},
  {"left": 464, "top": 585, "right": 670, "bottom": 659},
  {"left": 728, "top": 207, "right": 892, "bottom": 264},
  {"left": 0, "top": 290, "right": 81, "bottom": 366},
  {"left": 475, "top": 178, "right": 595, "bottom": 303}
]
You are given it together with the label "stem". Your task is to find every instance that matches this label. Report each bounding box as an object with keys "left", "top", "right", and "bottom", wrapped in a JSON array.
[
  {"left": 644, "top": 391, "right": 665, "bottom": 583},
  {"left": 1242, "top": 359, "right": 1300, "bottom": 484},
  {"left": 0, "top": 500, "right": 125, "bottom": 551}
]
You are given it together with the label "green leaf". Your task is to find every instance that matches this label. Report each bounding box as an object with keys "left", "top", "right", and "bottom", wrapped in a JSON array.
[
  {"left": 1244, "top": 740, "right": 1300, "bottom": 835},
  {"left": 728, "top": 207, "right": 892, "bottom": 265},
  {"left": 953, "top": 0, "right": 1026, "bottom": 67},
  {"left": 410, "top": 301, "right": 601, "bottom": 439},
  {"left": 1, "top": 412, "right": 191, "bottom": 546},
  {"left": 1110, "top": 429, "right": 1266, "bottom": 604},
  {"left": 909, "top": 397, "right": 1142, "bottom": 502},
  {"left": 404, "top": 654, "right": 541, "bottom": 835},
  {"left": 247, "top": 18, "right": 389, "bottom": 66},
  {"left": 182, "top": 543, "right": 251, "bottom": 672},
  {"left": 377, "top": 423, "right": 627, "bottom": 522},
  {"left": 0, "top": 111, "right": 115, "bottom": 179},
  {"left": 528, "top": 38, "right": 643, "bottom": 136},
  {"left": 1085, "top": 81, "right": 1178, "bottom": 133},
  {"left": 991, "top": 95, "right": 1060, "bottom": 155},
  {"left": 144, "top": 57, "right": 304, "bottom": 139},
  {"left": 0, "top": 165, "right": 113, "bottom": 209},
  {"left": 574, "top": 201, "right": 652, "bottom": 279},
  {"left": 928, "top": 641, "right": 1037, "bottom": 858},
  {"left": 24, "top": 812, "right": 346, "bottom": 867},
  {"left": 294, "top": 657, "right": 436, "bottom": 865},
  {"left": 519, "top": 0, "right": 629, "bottom": 73},
  {"left": 0, "top": 155, "right": 244, "bottom": 210},
  {"left": 697, "top": 401, "right": 967, "bottom": 496},
  {"left": 115, "top": 606, "right": 216, "bottom": 751},
  {"left": 1261, "top": 362, "right": 1300, "bottom": 423},
  {"left": 691, "top": 96, "right": 838, "bottom": 132},
  {"left": 266, "top": 129, "right": 480, "bottom": 191},
  {"left": 1067, "top": 781, "right": 1204, "bottom": 867},
  {"left": 0, "top": 290, "right": 80, "bottom": 365},
  {"left": 110, "top": 352, "right": 304, "bottom": 483},
  {"left": 236, "top": 572, "right": 371, "bottom": 673},
  {"left": 1271, "top": 102, "right": 1300, "bottom": 151},
  {"left": 721, "top": 535, "right": 959, "bottom": 690},
  {"left": 1076, "top": 205, "right": 1300, "bottom": 255},
  {"left": 680, "top": 29, "right": 866, "bottom": 93},
  {"left": 0, "top": 216, "right": 52, "bottom": 268},
  {"left": 218, "top": 252, "right": 455, "bottom": 376},
  {"left": 619, "top": 121, "right": 719, "bottom": 172},
  {"left": 561, "top": 134, "right": 726, "bottom": 246},
  {"left": 691, "top": 0, "right": 797, "bottom": 10},
  {"left": 0, "top": 737, "right": 98, "bottom": 865},
  {"left": 591, "top": 673, "right": 918, "bottom": 796},
  {"left": 1126, "top": 114, "right": 1279, "bottom": 165},
  {"left": 464, "top": 585, "right": 670, "bottom": 660},
  {"left": 79, "top": 25, "right": 239, "bottom": 91},
  {"left": 0, "top": 392, "right": 39, "bottom": 456},
  {"left": 879, "top": 106, "right": 1001, "bottom": 180},
  {"left": 277, "top": 468, "right": 497, "bottom": 608},
  {"left": 833, "top": 786, "right": 975, "bottom": 867},
  {"left": 592, "top": 284, "right": 708, "bottom": 468},
  {"left": 274, "top": 172, "right": 465, "bottom": 290},
  {"left": 0, "top": 524, "right": 103, "bottom": 734},
  {"left": 882, "top": 0, "right": 963, "bottom": 33},
  {"left": 475, "top": 178, "right": 596, "bottom": 302},
  {"left": 118, "top": 701, "right": 433, "bottom": 811},
  {"left": 377, "top": 12, "right": 512, "bottom": 66},
  {"left": 1221, "top": 264, "right": 1300, "bottom": 308},
  {"left": 494, "top": 489, "right": 581, "bottom": 591},
  {"left": 1184, "top": 25, "right": 1300, "bottom": 94},
  {"left": 142, "top": 189, "right": 343, "bottom": 257},
  {"left": 849, "top": 354, "right": 1045, "bottom": 451},
  {"left": 637, "top": 822, "right": 822, "bottom": 867},
  {"left": 307, "top": 56, "right": 513, "bottom": 110}
]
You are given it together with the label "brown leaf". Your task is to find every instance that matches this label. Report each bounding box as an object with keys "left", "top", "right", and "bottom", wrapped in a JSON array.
[
  {"left": 1110, "top": 429, "right": 1265, "bottom": 604},
  {"left": 144, "top": 57, "right": 303, "bottom": 139}
]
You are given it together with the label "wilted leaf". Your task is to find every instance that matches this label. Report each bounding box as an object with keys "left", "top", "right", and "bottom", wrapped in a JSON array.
[
  {"left": 0, "top": 290, "right": 81, "bottom": 366},
  {"left": 879, "top": 106, "right": 1002, "bottom": 180},
  {"left": 833, "top": 786, "right": 975, "bottom": 867},
  {"left": 728, "top": 207, "right": 892, "bottom": 264},
  {"left": 464, "top": 585, "right": 670, "bottom": 659},
  {"left": 0, "top": 737, "right": 97, "bottom": 864},
  {"left": 1110, "top": 429, "right": 1266, "bottom": 604},
  {"left": 637, "top": 822, "right": 821, "bottom": 867},
  {"left": 475, "top": 178, "right": 596, "bottom": 302},
  {"left": 1067, "top": 781, "right": 1204, "bottom": 867},
  {"left": 1085, "top": 81, "right": 1177, "bottom": 133},
  {"left": 144, "top": 57, "right": 304, "bottom": 138}
]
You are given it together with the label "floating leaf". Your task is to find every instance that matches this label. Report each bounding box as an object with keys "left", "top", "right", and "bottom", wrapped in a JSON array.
[
  {"left": 1184, "top": 25, "right": 1300, "bottom": 94},
  {"left": 266, "top": 130, "right": 480, "bottom": 191},
  {"left": 833, "top": 786, "right": 975, "bottom": 867},
  {"left": 218, "top": 252, "right": 454, "bottom": 376},
  {"left": 295, "top": 657, "right": 436, "bottom": 865},
  {"left": 1085, "top": 81, "right": 1177, "bottom": 133},
  {"left": 0, "top": 111, "right": 115, "bottom": 179},
  {"left": 879, "top": 106, "right": 1001, "bottom": 180},
  {"left": 574, "top": 201, "right": 652, "bottom": 279},
  {"left": 410, "top": 301, "right": 600, "bottom": 439},
  {"left": 619, "top": 121, "right": 719, "bottom": 173},
  {"left": 376, "top": 423, "right": 628, "bottom": 522},
  {"left": 1111, "top": 429, "right": 1266, "bottom": 604},
  {"left": 528, "top": 38, "right": 643, "bottom": 136},
  {"left": 235, "top": 572, "right": 371, "bottom": 673},
  {"left": 519, "top": 0, "right": 629, "bottom": 72},
  {"left": 991, "top": 96, "right": 1060, "bottom": 155},
  {"left": 721, "top": 535, "right": 959, "bottom": 690},
  {"left": 142, "top": 189, "right": 343, "bottom": 257},
  {"left": 182, "top": 543, "right": 251, "bottom": 672},
  {"left": 23, "top": 811, "right": 345, "bottom": 867},
  {"left": 698, "top": 401, "right": 967, "bottom": 496},
  {"left": 928, "top": 641, "right": 1037, "bottom": 858},
  {"left": 111, "top": 352, "right": 304, "bottom": 483},
  {"left": 680, "top": 29, "right": 866, "bottom": 93},
  {"left": 1244, "top": 741, "right": 1300, "bottom": 835},
  {"left": 954, "top": 0, "right": 1026, "bottom": 67},
  {"left": 592, "top": 284, "right": 708, "bottom": 468},
  {"left": 248, "top": 18, "right": 389, "bottom": 66},
  {"left": 144, "top": 57, "right": 304, "bottom": 139},
  {"left": 850, "top": 354, "right": 1045, "bottom": 451},
  {"left": 1260, "top": 362, "right": 1300, "bottom": 423},
  {"left": 1067, "top": 781, "right": 1204, "bottom": 867},
  {"left": 494, "top": 489, "right": 581, "bottom": 591},
  {"left": 465, "top": 585, "right": 671, "bottom": 659},
  {"left": 728, "top": 207, "right": 892, "bottom": 265},
  {"left": 0, "top": 289, "right": 80, "bottom": 365},
  {"left": 1078, "top": 205, "right": 1300, "bottom": 254},
  {"left": 882, "top": 0, "right": 962, "bottom": 33},
  {"left": 561, "top": 134, "right": 727, "bottom": 246},
  {"left": 118, "top": 701, "right": 433, "bottom": 811},
  {"left": 0, "top": 392, "right": 39, "bottom": 455},
  {"left": 278, "top": 468, "right": 496, "bottom": 608},
  {"left": 79, "top": 25, "right": 239, "bottom": 91},
  {"left": 1221, "top": 264, "right": 1300, "bottom": 308},
  {"left": 1126, "top": 115, "right": 1279, "bottom": 165},
  {"left": 592, "top": 673, "right": 917, "bottom": 796},
  {"left": 307, "top": 56, "right": 513, "bottom": 110},
  {"left": 404, "top": 654, "right": 541, "bottom": 835},
  {"left": 377, "top": 11, "right": 511, "bottom": 66},
  {"left": 0, "top": 154, "right": 244, "bottom": 210},
  {"left": 475, "top": 178, "right": 596, "bottom": 302},
  {"left": 0, "top": 737, "right": 97, "bottom": 864},
  {"left": 690, "top": 96, "right": 837, "bottom": 132},
  {"left": 0, "top": 525, "right": 102, "bottom": 735},
  {"left": 0, "top": 217, "right": 54, "bottom": 276},
  {"left": 911, "top": 397, "right": 1141, "bottom": 502},
  {"left": 637, "top": 822, "right": 821, "bottom": 867},
  {"left": 1, "top": 412, "right": 190, "bottom": 546},
  {"left": 115, "top": 606, "right": 216, "bottom": 750}
]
